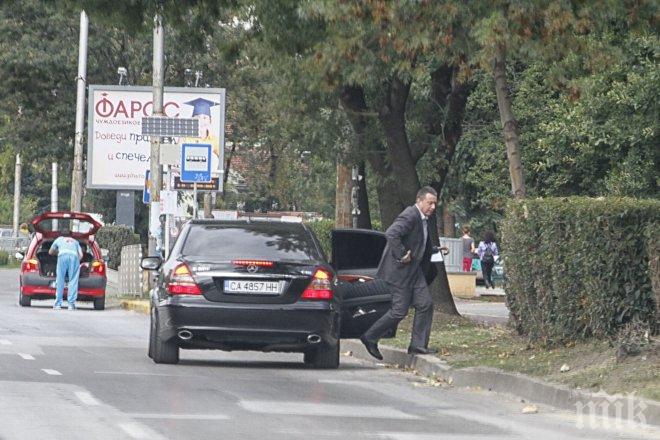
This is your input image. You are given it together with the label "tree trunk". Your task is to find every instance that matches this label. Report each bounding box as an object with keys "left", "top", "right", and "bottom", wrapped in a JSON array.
[
  {"left": 424, "top": 65, "right": 471, "bottom": 315},
  {"left": 493, "top": 49, "right": 525, "bottom": 199},
  {"left": 442, "top": 204, "right": 455, "bottom": 237},
  {"left": 222, "top": 128, "right": 237, "bottom": 200},
  {"left": 356, "top": 161, "right": 372, "bottom": 229},
  {"left": 377, "top": 77, "right": 420, "bottom": 207},
  {"left": 335, "top": 162, "right": 352, "bottom": 228},
  {"left": 339, "top": 85, "right": 403, "bottom": 229},
  {"left": 427, "top": 213, "right": 459, "bottom": 315}
]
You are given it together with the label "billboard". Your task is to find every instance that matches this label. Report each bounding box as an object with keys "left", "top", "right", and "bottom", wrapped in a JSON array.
[{"left": 87, "top": 85, "right": 226, "bottom": 190}]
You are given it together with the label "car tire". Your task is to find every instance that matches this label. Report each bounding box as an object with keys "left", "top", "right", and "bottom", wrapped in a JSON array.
[
  {"left": 148, "top": 308, "right": 156, "bottom": 359},
  {"left": 304, "top": 340, "right": 339, "bottom": 369},
  {"left": 152, "top": 312, "right": 179, "bottom": 364},
  {"left": 93, "top": 296, "right": 105, "bottom": 311},
  {"left": 19, "top": 291, "right": 31, "bottom": 307}
]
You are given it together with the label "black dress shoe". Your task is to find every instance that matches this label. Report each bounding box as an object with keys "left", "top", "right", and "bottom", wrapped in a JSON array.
[
  {"left": 407, "top": 346, "right": 438, "bottom": 355},
  {"left": 360, "top": 336, "right": 383, "bottom": 360}
]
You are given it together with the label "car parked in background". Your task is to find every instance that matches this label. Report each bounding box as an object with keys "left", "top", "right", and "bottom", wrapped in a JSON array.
[
  {"left": 17, "top": 211, "right": 107, "bottom": 309},
  {"left": 141, "top": 219, "right": 395, "bottom": 369}
]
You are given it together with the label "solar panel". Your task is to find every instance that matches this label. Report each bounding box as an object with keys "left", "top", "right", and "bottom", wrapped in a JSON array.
[{"left": 141, "top": 117, "right": 199, "bottom": 137}]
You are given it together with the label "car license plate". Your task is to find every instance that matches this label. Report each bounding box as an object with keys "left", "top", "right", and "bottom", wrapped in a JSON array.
[{"left": 223, "top": 280, "right": 281, "bottom": 295}]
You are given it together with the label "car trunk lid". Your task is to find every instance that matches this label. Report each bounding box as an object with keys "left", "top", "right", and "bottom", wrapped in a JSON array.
[
  {"left": 31, "top": 211, "right": 102, "bottom": 239},
  {"left": 184, "top": 258, "right": 322, "bottom": 304}
]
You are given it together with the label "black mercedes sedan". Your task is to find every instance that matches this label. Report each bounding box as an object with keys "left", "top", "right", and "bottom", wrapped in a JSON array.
[{"left": 141, "top": 219, "right": 395, "bottom": 369}]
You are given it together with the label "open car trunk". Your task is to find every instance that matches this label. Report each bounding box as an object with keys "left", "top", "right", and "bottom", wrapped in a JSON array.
[
  {"left": 36, "top": 240, "right": 94, "bottom": 278},
  {"left": 331, "top": 229, "right": 397, "bottom": 339}
]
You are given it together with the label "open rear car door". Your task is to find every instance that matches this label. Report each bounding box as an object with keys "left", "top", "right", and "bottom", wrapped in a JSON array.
[{"left": 332, "top": 229, "right": 397, "bottom": 339}]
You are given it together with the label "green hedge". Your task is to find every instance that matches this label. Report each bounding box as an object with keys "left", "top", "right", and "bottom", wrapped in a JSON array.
[
  {"left": 502, "top": 197, "right": 659, "bottom": 344},
  {"left": 95, "top": 225, "right": 142, "bottom": 270},
  {"left": 306, "top": 219, "right": 334, "bottom": 259},
  {"left": 0, "top": 250, "right": 8, "bottom": 266}
]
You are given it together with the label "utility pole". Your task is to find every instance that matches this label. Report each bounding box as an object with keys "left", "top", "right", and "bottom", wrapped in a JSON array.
[
  {"left": 148, "top": 6, "right": 165, "bottom": 255},
  {"left": 70, "top": 10, "right": 88, "bottom": 212},
  {"left": 52, "top": 162, "right": 59, "bottom": 231},
  {"left": 12, "top": 154, "right": 21, "bottom": 238}
]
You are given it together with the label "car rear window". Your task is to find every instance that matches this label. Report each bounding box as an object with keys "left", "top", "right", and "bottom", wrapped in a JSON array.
[{"left": 182, "top": 223, "right": 318, "bottom": 261}]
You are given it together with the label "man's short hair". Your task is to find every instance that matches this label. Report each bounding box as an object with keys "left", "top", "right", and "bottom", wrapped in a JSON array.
[
  {"left": 61, "top": 227, "right": 71, "bottom": 237},
  {"left": 416, "top": 186, "right": 437, "bottom": 201}
]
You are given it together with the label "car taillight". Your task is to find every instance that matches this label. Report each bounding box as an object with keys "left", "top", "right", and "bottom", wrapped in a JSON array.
[
  {"left": 90, "top": 260, "right": 105, "bottom": 276},
  {"left": 301, "top": 268, "right": 333, "bottom": 300},
  {"left": 167, "top": 263, "right": 202, "bottom": 295},
  {"left": 22, "top": 259, "right": 39, "bottom": 273}
]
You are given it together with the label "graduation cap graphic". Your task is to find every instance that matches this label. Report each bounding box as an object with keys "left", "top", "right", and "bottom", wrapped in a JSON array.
[{"left": 184, "top": 98, "right": 220, "bottom": 117}]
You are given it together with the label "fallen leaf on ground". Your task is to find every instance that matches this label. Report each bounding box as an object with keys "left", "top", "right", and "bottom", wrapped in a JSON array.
[
  {"left": 522, "top": 404, "right": 538, "bottom": 414},
  {"left": 343, "top": 351, "right": 352, "bottom": 356},
  {"left": 560, "top": 364, "right": 570, "bottom": 372}
]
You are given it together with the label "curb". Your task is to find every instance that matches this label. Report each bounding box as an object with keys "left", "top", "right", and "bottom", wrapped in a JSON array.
[{"left": 342, "top": 339, "right": 660, "bottom": 428}]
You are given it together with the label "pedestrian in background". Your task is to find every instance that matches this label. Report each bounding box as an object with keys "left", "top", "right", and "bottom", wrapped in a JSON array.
[
  {"left": 461, "top": 225, "right": 476, "bottom": 272},
  {"left": 477, "top": 230, "right": 499, "bottom": 289},
  {"left": 49, "top": 228, "right": 83, "bottom": 310},
  {"left": 360, "top": 186, "right": 439, "bottom": 360}
]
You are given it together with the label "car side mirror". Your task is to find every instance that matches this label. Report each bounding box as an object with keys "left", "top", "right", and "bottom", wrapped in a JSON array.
[
  {"left": 141, "top": 256, "right": 162, "bottom": 271},
  {"left": 15, "top": 252, "right": 24, "bottom": 260}
]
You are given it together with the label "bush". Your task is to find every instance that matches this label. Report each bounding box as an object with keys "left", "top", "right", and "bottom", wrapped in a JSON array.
[
  {"left": 502, "top": 197, "right": 659, "bottom": 344},
  {"left": 0, "top": 250, "right": 8, "bottom": 266},
  {"left": 306, "top": 219, "right": 334, "bottom": 259},
  {"left": 96, "top": 225, "right": 142, "bottom": 270}
]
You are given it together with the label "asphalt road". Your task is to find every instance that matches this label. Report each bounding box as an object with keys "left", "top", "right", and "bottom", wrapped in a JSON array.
[{"left": 1, "top": 268, "right": 657, "bottom": 440}]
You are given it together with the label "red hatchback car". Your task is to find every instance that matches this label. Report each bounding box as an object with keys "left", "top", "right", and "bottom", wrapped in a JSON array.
[{"left": 18, "top": 211, "right": 107, "bottom": 310}]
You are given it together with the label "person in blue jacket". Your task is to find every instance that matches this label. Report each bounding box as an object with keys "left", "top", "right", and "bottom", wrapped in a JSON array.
[{"left": 49, "top": 228, "right": 83, "bottom": 310}]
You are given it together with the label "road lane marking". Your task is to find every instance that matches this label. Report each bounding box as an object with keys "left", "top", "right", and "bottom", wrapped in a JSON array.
[
  {"left": 0, "top": 339, "right": 12, "bottom": 345},
  {"left": 128, "top": 413, "right": 230, "bottom": 420},
  {"left": 41, "top": 369, "right": 62, "bottom": 376},
  {"left": 75, "top": 391, "right": 101, "bottom": 406},
  {"left": 239, "top": 401, "right": 420, "bottom": 420},
  {"left": 18, "top": 353, "right": 35, "bottom": 360},
  {"left": 119, "top": 423, "right": 152, "bottom": 439},
  {"left": 94, "top": 371, "right": 198, "bottom": 377}
]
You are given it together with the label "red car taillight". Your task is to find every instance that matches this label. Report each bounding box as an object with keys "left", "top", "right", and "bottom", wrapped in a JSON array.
[
  {"left": 232, "top": 260, "right": 274, "bottom": 268},
  {"left": 21, "top": 259, "right": 39, "bottom": 273},
  {"left": 167, "top": 263, "right": 202, "bottom": 295},
  {"left": 301, "top": 268, "right": 333, "bottom": 300},
  {"left": 90, "top": 260, "right": 105, "bottom": 276}
]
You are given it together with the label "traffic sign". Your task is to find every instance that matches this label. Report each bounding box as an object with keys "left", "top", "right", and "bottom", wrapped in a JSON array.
[
  {"left": 173, "top": 176, "right": 219, "bottom": 191},
  {"left": 142, "top": 170, "right": 150, "bottom": 204},
  {"left": 181, "top": 143, "right": 212, "bottom": 183}
]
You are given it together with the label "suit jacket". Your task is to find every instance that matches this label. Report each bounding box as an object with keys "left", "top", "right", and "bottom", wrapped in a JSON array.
[{"left": 376, "top": 205, "right": 438, "bottom": 288}]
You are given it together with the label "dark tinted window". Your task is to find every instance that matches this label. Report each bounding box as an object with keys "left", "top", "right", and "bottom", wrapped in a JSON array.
[{"left": 182, "top": 223, "right": 318, "bottom": 261}]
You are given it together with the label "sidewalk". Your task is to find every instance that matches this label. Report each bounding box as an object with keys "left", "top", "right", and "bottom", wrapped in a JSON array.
[{"left": 342, "top": 339, "right": 660, "bottom": 428}]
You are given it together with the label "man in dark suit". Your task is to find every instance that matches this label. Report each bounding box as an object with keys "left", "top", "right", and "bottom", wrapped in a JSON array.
[{"left": 360, "top": 186, "right": 439, "bottom": 359}]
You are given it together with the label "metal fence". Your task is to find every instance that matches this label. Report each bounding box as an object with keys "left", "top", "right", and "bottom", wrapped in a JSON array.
[
  {"left": 118, "top": 244, "right": 143, "bottom": 297},
  {"left": 0, "top": 237, "right": 30, "bottom": 254},
  {"left": 439, "top": 237, "right": 463, "bottom": 273}
]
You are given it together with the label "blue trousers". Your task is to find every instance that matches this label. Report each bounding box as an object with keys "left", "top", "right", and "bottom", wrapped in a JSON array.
[{"left": 55, "top": 253, "right": 80, "bottom": 306}]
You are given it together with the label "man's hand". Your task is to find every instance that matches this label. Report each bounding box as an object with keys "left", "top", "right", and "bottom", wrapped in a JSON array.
[{"left": 399, "top": 249, "right": 412, "bottom": 264}]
